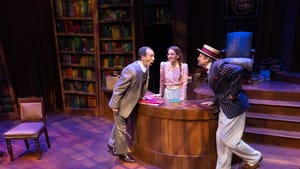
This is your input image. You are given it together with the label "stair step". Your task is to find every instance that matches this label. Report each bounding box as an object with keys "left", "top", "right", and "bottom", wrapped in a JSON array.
[
  {"left": 244, "top": 81, "right": 300, "bottom": 102},
  {"left": 245, "top": 126, "right": 300, "bottom": 139},
  {"left": 249, "top": 99, "right": 300, "bottom": 108},
  {"left": 246, "top": 114, "right": 300, "bottom": 132},
  {"left": 248, "top": 99, "right": 300, "bottom": 116},
  {"left": 246, "top": 112, "right": 300, "bottom": 123},
  {"left": 244, "top": 127, "right": 300, "bottom": 148}
]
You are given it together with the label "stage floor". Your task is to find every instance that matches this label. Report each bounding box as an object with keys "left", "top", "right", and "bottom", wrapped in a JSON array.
[{"left": 0, "top": 108, "right": 299, "bottom": 169}]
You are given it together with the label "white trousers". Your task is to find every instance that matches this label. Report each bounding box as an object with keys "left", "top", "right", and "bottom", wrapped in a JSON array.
[{"left": 216, "top": 109, "right": 261, "bottom": 169}]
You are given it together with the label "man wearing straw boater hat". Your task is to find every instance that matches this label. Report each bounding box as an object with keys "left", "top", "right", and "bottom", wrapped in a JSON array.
[{"left": 197, "top": 44, "right": 262, "bottom": 169}]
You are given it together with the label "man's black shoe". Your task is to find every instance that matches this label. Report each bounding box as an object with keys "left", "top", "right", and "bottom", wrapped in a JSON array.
[
  {"left": 107, "top": 144, "right": 118, "bottom": 156},
  {"left": 0, "top": 151, "right": 4, "bottom": 157},
  {"left": 119, "top": 154, "right": 136, "bottom": 163},
  {"left": 0, "top": 151, "right": 5, "bottom": 162}
]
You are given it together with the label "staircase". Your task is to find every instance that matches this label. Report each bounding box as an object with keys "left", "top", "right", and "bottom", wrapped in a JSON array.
[
  {"left": 193, "top": 80, "right": 300, "bottom": 168},
  {"left": 244, "top": 81, "right": 300, "bottom": 149}
]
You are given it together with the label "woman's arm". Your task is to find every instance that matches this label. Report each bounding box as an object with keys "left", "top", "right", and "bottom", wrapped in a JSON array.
[
  {"left": 159, "top": 62, "right": 166, "bottom": 97},
  {"left": 180, "top": 63, "right": 189, "bottom": 100}
]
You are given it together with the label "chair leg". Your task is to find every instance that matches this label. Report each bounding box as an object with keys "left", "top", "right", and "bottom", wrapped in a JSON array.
[
  {"left": 44, "top": 129, "right": 51, "bottom": 148},
  {"left": 24, "top": 139, "right": 30, "bottom": 149},
  {"left": 34, "top": 138, "right": 41, "bottom": 160},
  {"left": 5, "top": 139, "right": 14, "bottom": 161}
]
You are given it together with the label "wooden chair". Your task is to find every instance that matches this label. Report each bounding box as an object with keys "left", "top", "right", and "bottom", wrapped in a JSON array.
[{"left": 3, "top": 97, "right": 51, "bottom": 161}]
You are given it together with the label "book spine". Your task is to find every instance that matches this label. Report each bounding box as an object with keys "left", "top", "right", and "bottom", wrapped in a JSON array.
[
  {"left": 55, "top": 0, "right": 64, "bottom": 16},
  {"left": 68, "top": 0, "right": 75, "bottom": 16},
  {"left": 87, "top": 0, "right": 93, "bottom": 16},
  {"left": 83, "top": 0, "right": 88, "bottom": 16}
]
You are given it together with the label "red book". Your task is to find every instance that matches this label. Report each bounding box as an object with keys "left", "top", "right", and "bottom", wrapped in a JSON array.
[
  {"left": 139, "top": 98, "right": 164, "bottom": 106},
  {"left": 65, "top": 67, "right": 73, "bottom": 77}
]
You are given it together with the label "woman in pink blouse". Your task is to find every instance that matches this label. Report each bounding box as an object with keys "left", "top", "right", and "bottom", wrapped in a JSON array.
[{"left": 157, "top": 45, "right": 188, "bottom": 101}]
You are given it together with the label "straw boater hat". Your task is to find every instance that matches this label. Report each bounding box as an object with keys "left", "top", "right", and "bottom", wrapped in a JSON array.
[{"left": 197, "top": 44, "right": 221, "bottom": 60}]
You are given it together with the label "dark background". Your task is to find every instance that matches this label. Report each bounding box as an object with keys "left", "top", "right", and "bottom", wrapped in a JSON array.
[{"left": 0, "top": 0, "right": 299, "bottom": 111}]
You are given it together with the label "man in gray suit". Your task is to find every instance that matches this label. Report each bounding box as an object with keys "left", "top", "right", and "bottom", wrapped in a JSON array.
[
  {"left": 107, "top": 46, "right": 155, "bottom": 162},
  {"left": 197, "top": 44, "right": 262, "bottom": 169}
]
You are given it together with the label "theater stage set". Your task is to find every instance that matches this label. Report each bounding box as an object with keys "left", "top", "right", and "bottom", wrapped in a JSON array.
[{"left": 1, "top": 75, "right": 300, "bottom": 169}]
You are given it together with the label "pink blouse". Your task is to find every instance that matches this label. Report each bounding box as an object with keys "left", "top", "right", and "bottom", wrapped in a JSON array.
[{"left": 159, "top": 61, "right": 188, "bottom": 100}]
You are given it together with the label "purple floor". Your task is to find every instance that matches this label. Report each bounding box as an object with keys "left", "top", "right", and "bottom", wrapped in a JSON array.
[{"left": 0, "top": 112, "right": 299, "bottom": 169}]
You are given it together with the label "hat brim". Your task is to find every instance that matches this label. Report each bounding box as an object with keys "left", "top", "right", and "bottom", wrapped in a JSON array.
[{"left": 197, "top": 48, "right": 219, "bottom": 60}]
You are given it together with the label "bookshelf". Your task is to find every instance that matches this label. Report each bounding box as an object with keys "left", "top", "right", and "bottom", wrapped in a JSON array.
[
  {"left": 0, "top": 41, "right": 18, "bottom": 120},
  {"left": 98, "top": 0, "right": 136, "bottom": 118},
  {"left": 50, "top": 0, "right": 136, "bottom": 117},
  {"left": 50, "top": 0, "right": 99, "bottom": 115},
  {"left": 98, "top": 0, "right": 136, "bottom": 89}
]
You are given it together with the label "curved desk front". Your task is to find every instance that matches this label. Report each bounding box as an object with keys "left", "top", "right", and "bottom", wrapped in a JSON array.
[{"left": 132, "top": 100, "right": 217, "bottom": 169}]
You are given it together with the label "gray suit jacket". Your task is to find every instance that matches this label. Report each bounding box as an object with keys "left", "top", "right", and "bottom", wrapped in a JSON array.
[{"left": 109, "top": 61, "right": 149, "bottom": 118}]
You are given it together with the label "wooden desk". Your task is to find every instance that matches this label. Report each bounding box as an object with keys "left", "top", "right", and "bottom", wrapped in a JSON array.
[{"left": 131, "top": 100, "right": 217, "bottom": 169}]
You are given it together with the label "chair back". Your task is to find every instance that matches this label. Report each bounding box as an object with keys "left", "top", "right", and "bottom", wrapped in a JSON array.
[
  {"left": 225, "top": 31, "right": 253, "bottom": 58},
  {"left": 18, "top": 97, "right": 45, "bottom": 122}
]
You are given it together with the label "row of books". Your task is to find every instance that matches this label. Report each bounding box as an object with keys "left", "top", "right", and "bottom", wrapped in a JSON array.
[
  {"left": 144, "top": 7, "right": 171, "bottom": 23},
  {"left": 64, "top": 81, "right": 95, "bottom": 93},
  {"left": 65, "top": 94, "right": 96, "bottom": 108},
  {"left": 55, "top": 0, "right": 94, "bottom": 17},
  {"left": 63, "top": 67, "right": 95, "bottom": 79},
  {"left": 0, "top": 96, "right": 14, "bottom": 113},
  {"left": 102, "top": 55, "right": 132, "bottom": 67},
  {"left": 61, "top": 54, "right": 95, "bottom": 65},
  {"left": 99, "top": 9, "right": 130, "bottom": 21},
  {"left": 99, "top": 0, "right": 130, "bottom": 5},
  {"left": 56, "top": 20, "right": 93, "bottom": 34},
  {"left": 59, "top": 37, "right": 94, "bottom": 52},
  {"left": 101, "top": 24, "right": 131, "bottom": 38},
  {"left": 100, "top": 41, "right": 132, "bottom": 52}
]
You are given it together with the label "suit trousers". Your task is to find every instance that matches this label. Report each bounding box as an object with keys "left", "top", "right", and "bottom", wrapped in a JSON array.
[
  {"left": 108, "top": 113, "right": 128, "bottom": 155},
  {"left": 216, "top": 108, "right": 261, "bottom": 169}
]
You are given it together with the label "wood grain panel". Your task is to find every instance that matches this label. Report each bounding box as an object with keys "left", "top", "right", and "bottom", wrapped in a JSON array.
[{"left": 132, "top": 100, "right": 217, "bottom": 169}]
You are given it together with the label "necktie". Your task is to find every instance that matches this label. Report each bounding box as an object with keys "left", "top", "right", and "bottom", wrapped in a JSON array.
[
  {"left": 141, "top": 70, "right": 148, "bottom": 93},
  {"left": 143, "top": 70, "right": 148, "bottom": 83}
]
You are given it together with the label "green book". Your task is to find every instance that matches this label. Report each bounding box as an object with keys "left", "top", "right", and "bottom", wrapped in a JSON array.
[{"left": 108, "top": 56, "right": 113, "bottom": 67}]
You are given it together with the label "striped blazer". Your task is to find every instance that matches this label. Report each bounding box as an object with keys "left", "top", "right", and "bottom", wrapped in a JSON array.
[{"left": 208, "top": 60, "right": 249, "bottom": 119}]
